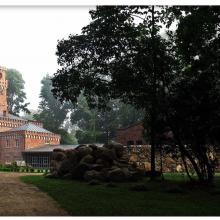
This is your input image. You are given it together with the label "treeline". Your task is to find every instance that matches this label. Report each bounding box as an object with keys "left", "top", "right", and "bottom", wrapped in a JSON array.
[{"left": 6, "top": 71, "right": 143, "bottom": 145}]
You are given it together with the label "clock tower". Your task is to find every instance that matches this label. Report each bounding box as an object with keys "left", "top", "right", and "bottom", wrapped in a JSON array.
[{"left": 0, "top": 67, "right": 8, "bottom": 115}]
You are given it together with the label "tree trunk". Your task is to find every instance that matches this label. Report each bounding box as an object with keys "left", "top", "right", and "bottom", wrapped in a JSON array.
[
  {"left": 150, "top": 5, "right": 157, "bottom": 179},
  {"left": 180, "top": 149, "right": 193, "bottom": 181}
]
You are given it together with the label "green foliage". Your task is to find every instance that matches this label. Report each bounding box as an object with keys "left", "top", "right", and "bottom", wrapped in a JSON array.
[
  {"left": 34, "top": 75, "right": 76, "bottom": 144},
  {"left": 165, "top": 6, "right": 220, "bottom": 182},
  {"left": 71, "top": 93, "right": 144, "bottom": 144},
  {"left": 52, "top": 6, "right": 174, "bottom": 175},
  {"left": 6, "top": 69, "right": 30, "bottom": 115},
  {"left": 52, "top": 6, "right": 173, "bottom": 112},
  {"left": 34, "top": 75, "right": 71, "bottom": 132},
  {"left": 51, "top": 6, "right": 220, "bottom": 182},
  {"left": 58, "top": 129, "right": 77, "bottom": 145}
]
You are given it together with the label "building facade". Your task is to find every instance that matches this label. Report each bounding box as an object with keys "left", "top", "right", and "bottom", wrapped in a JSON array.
[
  {"left": 0, "top": 66, "right": 60, "bottom": 164},
  {"left": 116, "top": 122, "right": 147, "bottom": 146}
]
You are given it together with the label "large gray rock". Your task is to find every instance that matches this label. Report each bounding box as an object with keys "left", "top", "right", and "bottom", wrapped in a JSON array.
[
  {"left": 84, "top": 170, "right": 105, "bottom": 181},
  {"left": 50, "top": 160, "right": 62, "bottom": 172},
  {"left": 96, "top": 158, "right": 111, "bottom": 167},
  {"left": 108, "top": 168, "right": 126, "bottom": 182},
  {"left": 98, "top": 147, "right": 117, "bottom": 162},
  {"left": 76, "top": 146, "right": 93, "bottom": 158},
  {"left": 71, "top": 162, "right": 91, "bottom": 179},
  {"left": 91, "top": 164, "right": 105, "bottom": 171},
  {"left": 58, "top": 159, "right": 76, "bottom": 177},
  {"left": 66, "top": 150, "right": 78, "bottom": 164},
  {"left": 103, "top": 141, "right": 124, "bottom": 158},
  {"left": 52, "top": 151, "right": 66, "bottom": 161},
  {"left": 80, "top": 154, "right": 94, "bottom": 164}
]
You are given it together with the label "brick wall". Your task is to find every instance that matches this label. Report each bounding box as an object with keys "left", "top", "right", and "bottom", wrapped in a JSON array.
[
  {"left": 0, "top": 131, "right": 25, "bottom": 163},
  {"left": 24, "top": 131, "right": 60, "bottom": 149},
  {"left": 116, "top": 123, "right": 147, "bottom": 146},
  {"left": 0, "top": 130, "right": 60, "bottom": 164},
  {"left": 0, "top": 117, "right": 27, "bottom": 132},
  {"left": 0, "top": 67, "right": 8, "bottom": 113}
]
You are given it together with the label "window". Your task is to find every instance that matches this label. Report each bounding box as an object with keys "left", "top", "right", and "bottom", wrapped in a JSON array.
[
  {"left": 45, "top": 137, "right": 50, "bottom": 144},
  {"left": 136, "top": 140, "right": 143, "bottom": 145},
  {"left": 16, "top": 139, "right": 20, "bottom": 148},
  {"left": 127, "top": 140, "right": 134, "bottom": 146}
]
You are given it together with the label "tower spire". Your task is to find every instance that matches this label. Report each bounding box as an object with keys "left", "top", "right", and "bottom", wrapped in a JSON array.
[{"left": 0, "top": 66, "right": 8, "bottom": 115}]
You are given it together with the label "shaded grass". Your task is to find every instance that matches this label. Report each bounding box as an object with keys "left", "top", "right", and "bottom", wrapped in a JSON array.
[{"left": 20, "top": 173, "right": 220, "bottom": 216}]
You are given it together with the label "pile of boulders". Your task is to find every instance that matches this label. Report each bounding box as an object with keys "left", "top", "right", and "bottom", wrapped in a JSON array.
[{"left": 49, "top": 142, "right": 144, "bottom": 182}]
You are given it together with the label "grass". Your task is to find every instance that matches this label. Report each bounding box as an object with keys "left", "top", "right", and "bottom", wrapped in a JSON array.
[{"left": 20, "top": 173, "right": 220, "bottom": 216}]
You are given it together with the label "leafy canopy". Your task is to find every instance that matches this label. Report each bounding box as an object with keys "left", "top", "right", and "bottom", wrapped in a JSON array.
[{"left": 6, "top": 69, "right": 30, "bottom": 115}]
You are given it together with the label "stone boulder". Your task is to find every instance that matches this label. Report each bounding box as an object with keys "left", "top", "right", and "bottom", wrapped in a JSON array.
[
  {"left": 66, "top": 150, "right": 78, "bottom": 163},
  {"left": 99, "top": 147, "right": 117, "bottom": 162},
  {"left": 58, "top": 159, "right": 76, "bottom": 177},
  {"left": 52, "top": 151, "right": 66, "bottom": 161},
  {"left": 108, "top": 168, "right": 126, "bottom": 182},
  {"left": 80, "top": 154, "right": 94, "bottom": 164},
  {"left": 76, "top": 145, "right": 93, "bottom": 158},
  {"left": 104, "top": 141, "right": 124, "bottom": 158},
  {"left": 84, "top": 170, "right": 105, "bottom": 182},
  {"left": 71, "top": 162, "right": 91, "bottom": 179},
  {"left": 50, "top": 143, "right": 145, "bottom": 182}
]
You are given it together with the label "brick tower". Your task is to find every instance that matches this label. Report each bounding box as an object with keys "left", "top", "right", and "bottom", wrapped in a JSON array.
[{"left": 0, "top": 67, "right": 8, "bottom": 115}]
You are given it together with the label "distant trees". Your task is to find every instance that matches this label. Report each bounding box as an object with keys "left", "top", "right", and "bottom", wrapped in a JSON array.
[
  {"left": 34, "top": 75, "right": 75, "bottom": 144},
  {"left": 52, "top": 6, "right": 220, "bottom": 182},
  {"left": 6, "top": 69, "right": 30, "bottom": 115},
  {"left": 71, "top": 93, "right": 144, "bottom": 144}
]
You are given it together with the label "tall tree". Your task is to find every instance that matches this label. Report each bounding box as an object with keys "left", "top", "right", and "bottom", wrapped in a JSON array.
[
  {"left": 165, "top": 6, "right": 220, "bottom": 182},
  {"left": 6, "top": 69, "right": 30, "bottom": 115},
  {"left": 34, "top": 75, "right": 75, "bottom": 144},
  {"left": 34, "top": 74, "right": 71, "bottom": 132},
  {"left": 52, "top": 6, "right": 174, "bottom": 177}
]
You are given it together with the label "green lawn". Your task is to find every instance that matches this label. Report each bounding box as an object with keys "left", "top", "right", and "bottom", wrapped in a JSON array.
[{"left": 20, "top": 174, "right": 220, "bottom": 216}]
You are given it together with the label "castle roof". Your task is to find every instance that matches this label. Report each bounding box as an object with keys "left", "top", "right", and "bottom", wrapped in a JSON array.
[{"left": 9, "top": 123, "right": 52, "bottom": 133}]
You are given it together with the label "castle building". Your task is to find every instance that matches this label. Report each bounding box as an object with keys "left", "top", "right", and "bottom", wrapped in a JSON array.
[{"left": 0, "top": 66, "right": 60, "bottom": 164}]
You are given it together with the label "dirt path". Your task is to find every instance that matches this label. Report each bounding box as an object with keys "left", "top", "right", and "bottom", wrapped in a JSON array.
[{"left": 0, "top": 172, "right": 68, "bottom": 216}]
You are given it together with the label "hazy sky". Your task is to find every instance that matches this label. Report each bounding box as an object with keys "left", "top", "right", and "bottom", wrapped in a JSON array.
[{"left": 0, "top": 6, "right": 94, "bottom": 110}]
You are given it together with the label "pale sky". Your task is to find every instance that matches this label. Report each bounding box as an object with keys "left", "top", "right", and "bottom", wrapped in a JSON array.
[{"left": 0, "top": 6, "right": 94, "bottom": 110}]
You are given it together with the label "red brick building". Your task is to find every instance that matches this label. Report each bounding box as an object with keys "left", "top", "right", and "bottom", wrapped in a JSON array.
[
  {"left": 0, "top": 66, "right": 60, "bottom": 164},
  {"left": 116, "top": 122, "right": 147, "bottom": 146}
]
